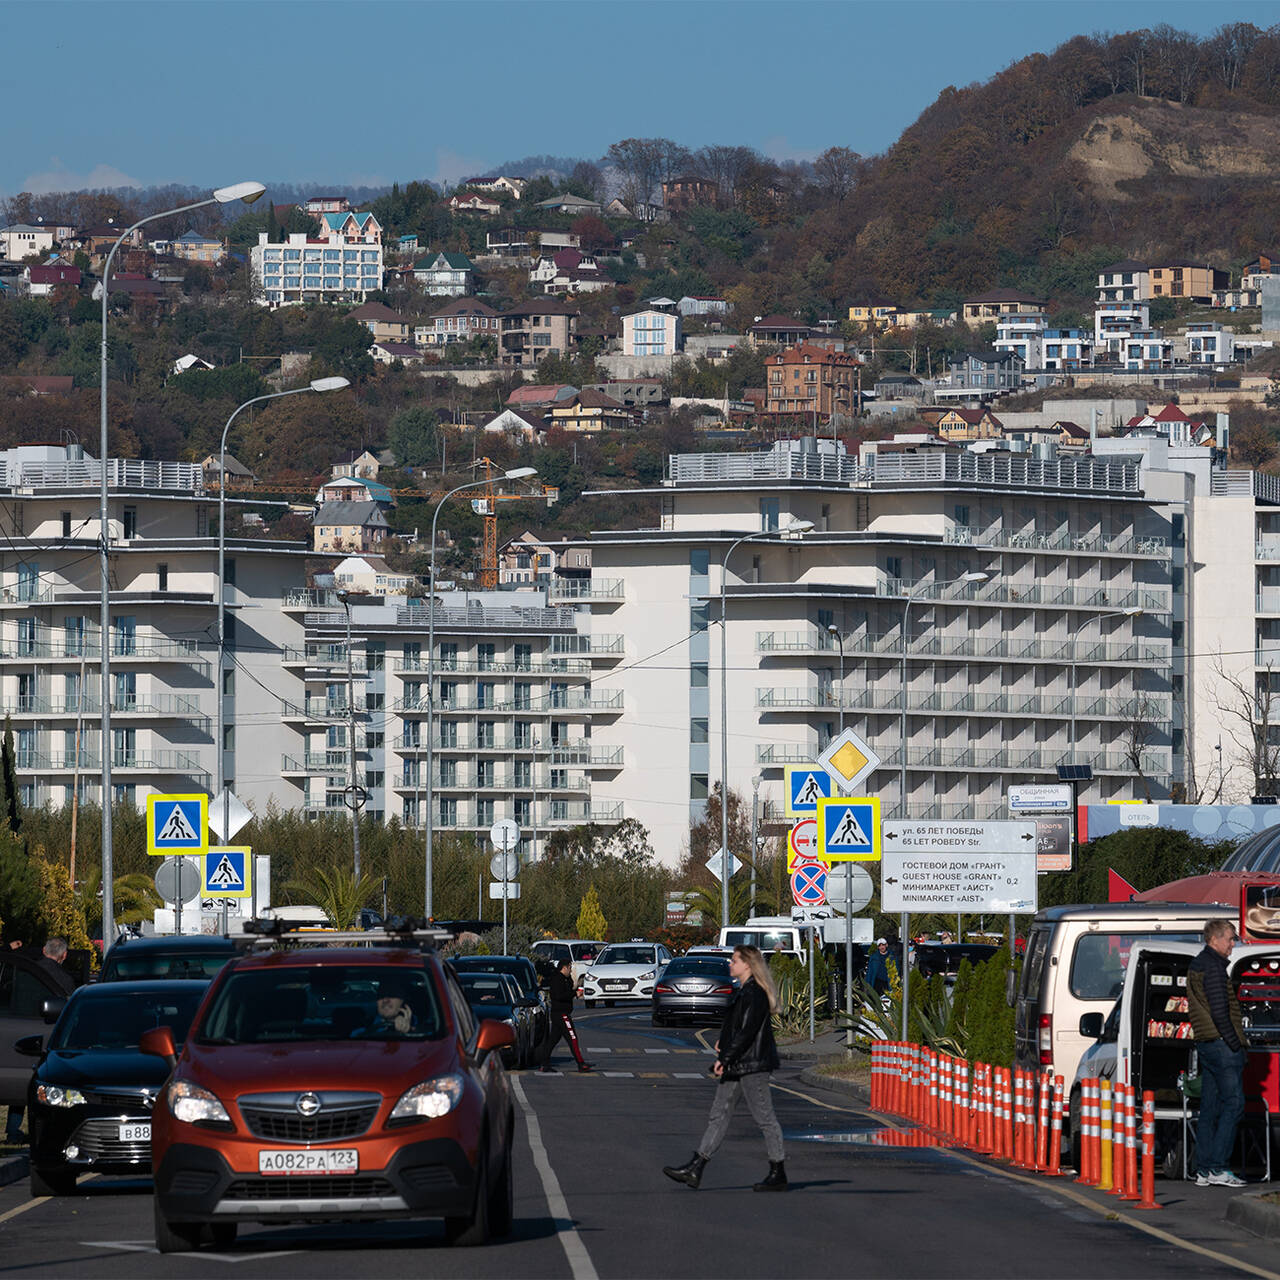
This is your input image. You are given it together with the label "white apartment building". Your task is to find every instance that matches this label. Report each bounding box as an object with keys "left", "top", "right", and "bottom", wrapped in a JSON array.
[
  {"left": 284, "top": 590, "right": 622, "bottom": 858},
  {"left": 0, "top": 444, "right": 307, "bottom": 814},
  {"left": 1182, "top": 322, "right": 1235, "bottom": 365},
  {"left": 1095, "top": 301, "right": 1151, "bottom": 356},
  {"left": 993, "top": 311, "right": 1047, "bottom": 365},
  {"left": 0, "top": 224, "right": 56, "bottom": 261},
  {"left": 1097, "top": 259, "right": 1150, "bottom": 303},
  {"left": 622, "top": 309, "right": 682, "bottom": 357},
  {"left": 251, "top": 227, "right": 384, "bottom": 307},
  {"left": 573, "top": 439, "right": 1172, "bottom": 862}
]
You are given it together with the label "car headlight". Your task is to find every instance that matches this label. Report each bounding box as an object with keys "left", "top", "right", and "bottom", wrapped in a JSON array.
[
  {"left": 168, "top": 1080, "right": 231, "bottom": 1126},
  {"left": 639, "top": 970, "right": 656, "bottom": 980},
  {"left": 582, "top": 972, "right": 596, "bottom": 983},
  {"left": 390, "top": 1073, "right": 465, "bottom": 1122},
  {"left": 36, "top": 1084, "right": 86, "bottom": 1108}
]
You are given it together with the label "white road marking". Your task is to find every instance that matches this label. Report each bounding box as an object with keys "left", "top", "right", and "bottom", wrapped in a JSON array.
[
  {"left": 85, "top": 1240, "right": 296, "bottom": 1264},
  {"left": 643, "top": 1048, "right": 669, "bottom": 1054},
  {"left": 512, "top": 1078, "right": 598, "bottom": 1280},
  {"left": 674, "top": 1073, "right": 708, "bottom": 1079},
  {"left": 602, "top": 1072, "right": 635, "bottom": 1078}
]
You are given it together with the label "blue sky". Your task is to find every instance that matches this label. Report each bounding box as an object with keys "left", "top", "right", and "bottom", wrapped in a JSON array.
[{"left": 4, "top": 0, "right": 1278, "bottom": 198}]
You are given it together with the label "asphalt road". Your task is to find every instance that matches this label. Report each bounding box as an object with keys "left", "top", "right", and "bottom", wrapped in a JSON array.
[{"left": 0, "top": 1005, "right": 1272, "bottom": 1279}]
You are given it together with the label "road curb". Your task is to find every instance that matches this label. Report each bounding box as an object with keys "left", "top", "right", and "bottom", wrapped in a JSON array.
[
  {"left": 796, "top": 1066, "right": 870, "bottom": 1103},
  {"left": 1225, "top": 1188, "right": 1280, "bottom": 1240},
  {"left": 0, "top": 1154, "right": 29, "bottom": 1188}
]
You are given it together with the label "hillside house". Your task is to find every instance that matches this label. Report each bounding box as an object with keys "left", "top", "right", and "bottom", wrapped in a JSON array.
[
  {"left": 1096, "top": 259, "right": 1149, "bottom": 303},
  {"left": 1148, "top": 260, "right": 1228, "bottom": 303},
  {"left": 961, "top": 289, "right": 1047, "bottom": 323},
  {"left": 313, "top": 501, "right": 389, "bottom": 553},
  {"left": 448, "top": 192, "right": 502, "bottom": 217},
  {"left": 932, "top": 407, "right": 1004, "bottom": 443},
  {"left": 548, "top": 389, "right": 631, "bottom": 432},
  {"left": 350, "top": 301, "right": 412, "bottom": 345},
  {"left": 416, "top": 298, "right": 500, "bottom": 349},
  {"left": 763, "top": 344, "right": 860, "bottom": 420},
  {"left": 413, "top": 250, "right": 474, "bottom": 296}
]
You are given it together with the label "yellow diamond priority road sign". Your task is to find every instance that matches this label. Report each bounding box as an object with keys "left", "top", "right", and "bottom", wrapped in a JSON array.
[{"left": 817, "top": 728, "right": 882, "bottom": 795}]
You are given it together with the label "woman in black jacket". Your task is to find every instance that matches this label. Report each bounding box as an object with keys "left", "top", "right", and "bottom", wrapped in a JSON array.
[{"left": 663, "top": 945, "right": 786, "bottom": 1191}]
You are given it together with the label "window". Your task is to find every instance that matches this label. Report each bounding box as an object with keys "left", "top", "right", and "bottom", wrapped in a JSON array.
[
  {"left": 439, "top": 642, "right": 458, "bottom": 671},
  {"left": 690, "top": 774, "right": 709, "bottom": 800},
  {"left": 759, "top": 498, "right": 780, "bottom": 532},
  {"left": 514, "top": 760, "right": 531, "bottom": 788},
  {"left": 157, "top": 563, "right": 168, "bottom": 592},
  {"left": 690, "top": 548, "right": 709, "bottom": 576},
  {"left": 478, "top": 761, "right": 495, "bottom": 788},
  {"left": 439, "top": 798, "right": 458, "bottom": 827},
  {"left": 476, "top": 799, "right": 495, "bottom": 826},
  {"left": 514, "top": 723, "right": 532, "bottom": 749},
  {"left": 691, "top": 663, "right": 708, "bottom": 688},
  {"left": 477, "top": 722, "right": 496, "bottom": 749},
  {"left": 123, "top": 507, "right": 137, "bottom": 539},
  {"left": 515, "top": 799, "right": 531, "bottom": 825},
  {"left": 439, "top": 759, "right": 457, "bottom": 787},
  {"left": 514, "top": 643, "right": 532, "bottom": 671},
  {"left": 477, "top": 682, "right": 495, "bottom": 709},
  {"left": 478, "top": 643, "right": 496, "bottom": 671},
  {"left": 439, "top": 722, "right": 458, "bottom": 749},
  {"left": 60, "top": 511, "right": 71, "bottom": 537},
  {"left": 691, "top": 717, "right": 709, "bottom": 744},
  {"left": 514, "top": 684, "right": 532, "bottom": 710},
  {"left": 367, "top": 692, "right": 384, "bottom": 711},
  {"left": 64, "top": 616, "right": 84, "bottom": 657},
  {"left": 885, "top": 557, "right": 902, "bottom": 580},
  {"left": 367, "top": 643, "right": 384, "bottom": 672},
  {"left": 222, "top": 668, "right": 235, "bottom": 696}
]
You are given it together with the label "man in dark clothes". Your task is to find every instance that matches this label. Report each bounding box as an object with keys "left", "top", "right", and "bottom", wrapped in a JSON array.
[
  {"left": 538, "top": 958, "right": 593, "bottom": 1073},
  {"left": 1187, "top": 919, "right": 1248, "bottom": 1187},
  {"left": 6, "top": 938, "right": 75, "bottom": 1143}
]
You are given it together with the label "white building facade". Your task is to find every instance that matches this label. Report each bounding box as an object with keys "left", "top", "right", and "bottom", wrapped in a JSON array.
[{"left": 251, "top": 227, "right": 384, "bottom": 307}]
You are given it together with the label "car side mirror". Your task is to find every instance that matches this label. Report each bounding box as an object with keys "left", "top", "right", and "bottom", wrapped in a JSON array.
[
  {"left": 139, "top": 1026, "right": 178, "bottom": 1067},
  {"left": 15, "top": 1034, "right": 43, "bottom": 1057},
  {"left": 518, "top": 996, "right": 541, "bottom": 1008},
  {"left": 475, "top": 1018, "right": 516, "bottom": 1061},
  {"left": 1079, "top": 1012, "right": 1104, "bottom": 1040},
  {"left": 41, "top": 998, "right": 66, "bottom": 1025}
]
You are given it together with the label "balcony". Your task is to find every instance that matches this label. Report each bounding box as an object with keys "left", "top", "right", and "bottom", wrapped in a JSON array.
[
  {"left": 391, "top": 770, "right": 591, "bottom": 795},
  {"left": 551, "top": 634, "right": 624, "bottom": 657},
  {"left": 548, "top": 579, "right": 624, "bottom": 603},
  {"left": 751, "top": 740, "right": 1163, "bottom": 776},
  {"left": 878, "top": 577, "right": 1169, "bottom": 614},
  {"left": 759, "top": 628, "right": 1166, "bottom": 666},
  {"left": 396, "top": 690, "right": 622, "bottom": 715},
  {"left": 755, "top": 686, "right": 1170, "bottom": 722},
  {"left": 666, "top": 448, "right": 1141, "bottom": 494},
  {"left": 393, "top": 656, "right": 591, "bottom": 676},
  {"left": 15, "top": 749, "right": 211, "bottom": 779},
  {"left": 1, "top": 694, "right": 207, "bottom": 722},
  {"left": 1215, "top": 470, "right": 1280, "bottom": 505},
  {"left": 0, "top": 456, "right": 203, "bottom": 494},
  {"left": 281, "top": 646, "right": 369, "bottom": 674},
  {"left": 283, "top": 698, "right": 366, "bottom": 721},
  {"left": 282, "top": 751, "right": 351, "bottom": 775}
]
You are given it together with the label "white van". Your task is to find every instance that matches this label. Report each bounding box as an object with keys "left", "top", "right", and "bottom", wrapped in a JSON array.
[
  {"left": 719, "top": 917, "right": 815, "bottom": 962},
  {"left": 1015, "top": 902, "right": 1221, "bottom": 1093}
]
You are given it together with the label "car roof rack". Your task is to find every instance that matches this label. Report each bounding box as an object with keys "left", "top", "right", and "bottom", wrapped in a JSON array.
[{"left": 237, "top": 916, "right": 452, "bottom": 952}]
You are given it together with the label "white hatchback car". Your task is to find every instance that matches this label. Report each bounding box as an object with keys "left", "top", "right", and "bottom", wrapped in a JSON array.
[{"left": 581, "top": 943, "right": 673, "bottom": 1006}]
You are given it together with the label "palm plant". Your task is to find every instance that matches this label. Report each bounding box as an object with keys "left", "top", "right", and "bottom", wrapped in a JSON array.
[
  {"left": 76, "top": 868, "right": 163, "bottom": 932},
  {"left": 284, "top": 866, "right": 375, "bottom": 929},
  {"left": 680, "top": 876, "right": 777, "bottom": 931}
]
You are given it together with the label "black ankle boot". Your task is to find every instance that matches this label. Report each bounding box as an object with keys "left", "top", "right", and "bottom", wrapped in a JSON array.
[
  {"left": 663, "top": 1153, "right": 708, "bottom": 1188},
  {"left": 753, "top": 1161, "right": 788, "bottom": 1191}
]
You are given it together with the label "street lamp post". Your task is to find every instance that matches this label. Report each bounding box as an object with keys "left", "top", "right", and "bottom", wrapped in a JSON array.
[
  {"left": 719, "top": 520, "right": 813, "bottom": 931},
  {"left": 826, "top": 622, "right": 846, "bottom": 734},
  {"left": 337, "top": 591, "right": 362, "bottom": 879},
  {"left": 214, "top": 379, "right": 348, "bottom": 873},
  {"left": 749, "top": 772, "right": 762, "bottom": 918},
  {"left": 1069, "top": 606, "right": 1145, "bottom": 762},
  {"left": 897, "top": 568, "right": 990, "bottom": 1039},
  {"left": 99, "top": 181, "right": 264, "bottom": 945},
  {"left": 425, "top": 467, "right": 537, "bottom": 917}
]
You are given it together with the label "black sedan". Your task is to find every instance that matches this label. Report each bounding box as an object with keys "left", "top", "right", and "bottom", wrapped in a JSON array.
[
  {"left": 652, "top": 956, "right": 736, "bottom": 1026},
  {"left": 98, "top": 934, "right": 237, "bottom": 982},
  {"left": 451, "top": 955, "right": 548, "bottom": 1052},
  {"left": 454, "top": 971, "right": 536, "bottom": 1068},
  {"left": 17, "top": 980, "right": 207, "bottom": 1196}
]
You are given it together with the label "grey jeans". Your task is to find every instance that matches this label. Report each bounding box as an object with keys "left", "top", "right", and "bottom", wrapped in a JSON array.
[{"left": 698, "top": 1072, "right": 784, "bottom": 1162}]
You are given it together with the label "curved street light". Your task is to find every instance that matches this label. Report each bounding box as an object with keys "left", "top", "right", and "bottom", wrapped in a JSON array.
[
  {"left": 425, "top": 466, "right": 537, "bottom": 917},
  {"left": 213, "top": 378, "right": 350, "bottom": 887},
  {"left": 98, "top": 182, "right": 264, "bottom": 944},
  {"left": 1068, "top": 606, "right": 1145, "bottom": 764},
  {"left": 718, "top": 519, "right": 813, "bottom": 930}
]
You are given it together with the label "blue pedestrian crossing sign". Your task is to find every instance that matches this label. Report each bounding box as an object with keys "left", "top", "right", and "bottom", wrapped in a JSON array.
[
  {"left": 784, "top": 765, "right": 835, "bottom": 817},
  {"left": 203, "top": 847, "right": 252, "bottom": 898},
  {"left": 147, "top": 793, "right": 208, "bottom": 856},
  {"left": 817, "top": 797, "right": 881, "bottom": 862}
]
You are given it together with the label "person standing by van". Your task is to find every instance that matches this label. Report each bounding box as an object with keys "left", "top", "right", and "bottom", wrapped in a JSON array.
[
  {"left": 1187, "top": 919, "right": 1248, "bottom": 1187},
  {"left": 663, "top": 945, "right": 786, "bottom": 1192}
]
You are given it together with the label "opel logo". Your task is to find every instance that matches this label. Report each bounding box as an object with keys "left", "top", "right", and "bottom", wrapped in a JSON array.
[{"left": 296, "top": 1093, "right": 321, "bottom": 1117}]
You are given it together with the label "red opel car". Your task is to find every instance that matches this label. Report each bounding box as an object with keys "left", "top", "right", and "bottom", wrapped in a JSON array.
[{"left": 142, "top": 939, "right": 515, "bottom": 1252}]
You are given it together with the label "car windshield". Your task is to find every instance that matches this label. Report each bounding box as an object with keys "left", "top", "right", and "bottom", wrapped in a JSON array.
[
  {"left": 597, "top": 947, "right": 652, "bottom": 966},
  {"left": 663, "top": 959, "right": 730, "bottom": 977},
  {"left": 457, "top": 975, "right": 514, "bottom": 1005},
  {"left": 51, "top": 990, "right": 204, "bottom": 1052},
  {"left": 196, "top": 965, "right": 445, "bottom": 1044},
  {"left": 102, "top": 951, "right": 232, "bottom": 981},
  {"left": 1069, "top": 931, "right": 1200, "bottom": 1000},
  {"left": 571, "top": 944, "right": 598, "bottom": 961}
]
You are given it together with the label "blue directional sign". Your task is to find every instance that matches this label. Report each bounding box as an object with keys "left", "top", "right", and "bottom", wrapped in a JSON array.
[
  {"left": 817, "top": 796, "right": 881, "bottom": 862},
  {"left": 791, "top": 863, "right": 827, "bottom": 907},
  {"left": 203, "top": 847, "right": 252, "bottom": 898},
  {"left": 784, "top": 765, "right": 835, "bottom": 817},
  {"left": 146, "top": 793, "right": 208, "bottom": 856}
]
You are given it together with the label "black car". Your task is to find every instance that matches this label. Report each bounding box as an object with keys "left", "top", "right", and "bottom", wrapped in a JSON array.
[
  {"left": 18, "top": 980, "right": 208, "bottom": 1196},
  {"left": 913, "top": 943, "right": 1000, "bottom": 983},
  {"left": 450, "top": 956, "right": 548, "bottom": 1052},
  {"left": 99, "top": 935, "right": 237, "bottom": 983},
  {"left": 453, "top": 970, "right": 536, "bottom": 1068},
  {"left": 651, "top": 956, "right": 736, "bottom": 1026}
]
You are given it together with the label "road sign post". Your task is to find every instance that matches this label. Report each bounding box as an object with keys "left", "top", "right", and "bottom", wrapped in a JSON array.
[
  {"left": 817, "top": 797, "right": 881, "bottom": 862},
  {"left": 880, "top": 821, "right": 1038, "bottom": 914},
  {"left": 147, "top": 794, "right": 208, "bottom": 857},
  {"left": 489, "top": 819, "right": 521, "bottom": 954},
  {"left": 817, "top": 728, "right": 882, "bottom": 795}
]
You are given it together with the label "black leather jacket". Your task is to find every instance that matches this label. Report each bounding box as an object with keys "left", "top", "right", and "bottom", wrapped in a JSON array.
[
  {"left": 716, "top": 979, "right": 779, "bottom": 1080},
  {"left": 543, "top": 967, "right": 576, "bottom": 1015}
]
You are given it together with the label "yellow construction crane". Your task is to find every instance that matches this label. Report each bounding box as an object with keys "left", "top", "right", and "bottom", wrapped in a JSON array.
[{"left": 469, "top": 457, "right": 559, "bottom": 589}]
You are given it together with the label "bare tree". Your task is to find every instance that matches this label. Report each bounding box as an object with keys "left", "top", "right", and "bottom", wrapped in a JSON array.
[
  {"left": 813, "top": 146, "right": 863, "bottom": 203},
  {"left": 1209, "top": 21, "right": 1261, "bottom": 91},
  {"left": 694, "top": 145, "right": 759, "bottom": 205},
  {"left": 1121, "top": 693, "right": 1164, "bottom": 801},
  {"left": 605, "top": 137, "right": 665, "bottom": 207},
  {"left": 1212, "top": 657, "right": 1280, "bottom": 797},
  {"left": 1148, "top": 24, "right": 1202, "bottom": 102}
]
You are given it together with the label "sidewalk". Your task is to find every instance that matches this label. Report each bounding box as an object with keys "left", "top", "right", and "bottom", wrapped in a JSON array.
[
  {"left": 781, "top": 1044, "right": 1280, "bottom": 1276},
  {"left": 0, "top": 1152, "right": 28, "bottom": 1188}
]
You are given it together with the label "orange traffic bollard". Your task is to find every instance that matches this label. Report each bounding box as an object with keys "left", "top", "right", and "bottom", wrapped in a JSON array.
[
  {"left": 1135, "top": 1091, "right": 1163, "bottom": 1210},
  {"left": 957, "top": 1060, "right": 971, "bottom": 1148},
  {"left": 1109, "top": 1082, "right": 1128, "bottom": 1196},
  {"left": 1098, "top": 1079, "right": 1114, "bottom": 1191},
  {"left": 871, "top": 1041, "right": 881, "bottom": 1109},
  {"left": 1122, "top": 1084, "right": 1141, "bottom": 1201},
  {"left": 1046, "top": 1073, "right": 1067, "bottom": 1175},
  {"left": 1035, "top": 1069, "right": 1051, "bottom": 1171},
  {"left": 1012, "top": 1070, "right": 1027, "bottom": 1167},
  {"left": 1002, "top": 1067, "right": 1015, "bottom": 1161},
  {"left": 1076, "top": 1078, "right": 1098, "bottom": 1185}
]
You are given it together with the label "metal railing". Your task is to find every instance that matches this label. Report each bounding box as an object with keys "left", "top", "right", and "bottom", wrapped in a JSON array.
[
  {"left": 393, "top": 657, "right": 591, "bottom": 676},
  {"left": 945, "top": 525, "right": 1169, "bottom": 556},
  {"left": 282, "top": 752, "right": 351, "bottom": 773},
  {"left": 751, "top": 741, "right": 1163, "bottom": 775},
  {"left": 548, "top": 579, "right": 624, "bottom": 601},
  {"left": 392, "top": 771, "right": 591, "bottom": 794},
  {"left": 0, "top": 457, "right": 202, "bottom": 493},
  {"left": 394, "top": 690, "right": 622, "bottom": 714},
  {"left": 877, "top": 577, "right": 1169, "bottom": 613},
  {"left": 755, "top": 687, "right": 1170, "bottom": 721},
  {"left": 758, "top": 629, "right": 1167, "bottom": 665},
  {"left": 1214, "top": 470, "right": 1280, "bottom": 505},
  {"left": 666, "top": 448, "right": 1142, "bottom": 493}
]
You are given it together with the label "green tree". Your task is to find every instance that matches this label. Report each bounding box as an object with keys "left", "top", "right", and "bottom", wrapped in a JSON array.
[
  {"left": 34, "top": 849, "right": 93, "bottom": 958},
  {"left": 0, "top": 834, "right": 40, "bottom": 942},
  {"left": 575, "top": 884, "right": 608, "bottom": 940},
  {"left": 0, "top": 718, "right": 19, "bottom": 834},
  {"left": 285, "top": 866, "right": 375, "bottom": 929},
  {"left": 387, "top": 406, "right": 439, "bottom": 469}
]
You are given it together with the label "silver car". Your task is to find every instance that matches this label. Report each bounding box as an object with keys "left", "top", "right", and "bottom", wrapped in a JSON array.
[{"left": 652, "top": 956, "right": 737, "bottom": 1026}]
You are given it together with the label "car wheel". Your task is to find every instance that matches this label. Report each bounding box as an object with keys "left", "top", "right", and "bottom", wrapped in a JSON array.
[
  {"left": 30, "top": 1166, "right": 76, "bottom": 1197},
  {"left": 155, "top": 1197, "right": 204, "bottom": 1254},
  {"left": 488, "top": 1130, "right": 514, "bottom": 1238},
  {"left": 207, "top": 1223, "right": 237, "bottom": 1250},
  {"left": 444, "top": 1148, "right": 491, "bottom": 1247}
]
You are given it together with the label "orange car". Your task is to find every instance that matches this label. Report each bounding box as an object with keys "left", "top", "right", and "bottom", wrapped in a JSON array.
[{"left": 142, "top": 937, "right": 515, "bottom": 1253}]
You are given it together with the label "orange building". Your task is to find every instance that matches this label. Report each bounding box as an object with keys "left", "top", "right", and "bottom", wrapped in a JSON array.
[{"left": 764, "top": 343, "right": 860, "bottom": 419}]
